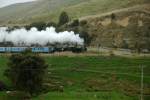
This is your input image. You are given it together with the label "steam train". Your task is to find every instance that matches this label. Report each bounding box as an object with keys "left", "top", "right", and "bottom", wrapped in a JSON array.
[
  {"left": 0, "top": 42, "right": 87, "bottom": 53},
  {"left": 0, "top": 46, "right": 86, "bottom": 53}
]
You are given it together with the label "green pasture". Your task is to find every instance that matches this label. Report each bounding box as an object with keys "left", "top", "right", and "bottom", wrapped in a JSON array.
[{"left": 0, "top": 55, "right": 150, "bottom": 100}]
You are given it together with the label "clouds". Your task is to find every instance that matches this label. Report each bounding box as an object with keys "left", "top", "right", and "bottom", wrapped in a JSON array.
[{"left": 0, "top": 0, "right": 36, "bottom": 8}]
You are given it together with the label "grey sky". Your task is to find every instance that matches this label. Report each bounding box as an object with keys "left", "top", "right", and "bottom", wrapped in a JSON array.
[{"left": 0, "top": 0, "right": 36, "bottom": 8}]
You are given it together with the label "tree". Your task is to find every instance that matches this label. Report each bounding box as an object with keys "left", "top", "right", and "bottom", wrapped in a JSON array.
[
  {"left": 58, "top": 11, "right": 69, "bottom": 26},
  {"left": 70, "top": 19, "right": 79, "bottom": 27},
  {"left": 79, "top": 30, "right": 92, "bottom": 46},
  {"left": 5, "top": 50, "right": 48, "bottom": 96}
]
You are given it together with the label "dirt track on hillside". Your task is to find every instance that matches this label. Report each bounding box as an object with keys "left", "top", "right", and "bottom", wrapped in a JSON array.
[{"left": 80, "top": 4, "right": 150, "bottom": 21}]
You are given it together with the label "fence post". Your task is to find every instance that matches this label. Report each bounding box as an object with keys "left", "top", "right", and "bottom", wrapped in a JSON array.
[{"left": 140, "top": 65, "right": 144, "bottom": 100}]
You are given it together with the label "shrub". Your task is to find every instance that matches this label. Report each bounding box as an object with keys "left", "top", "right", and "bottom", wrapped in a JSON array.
[
  {"left": 46, "top": 22, "right": 57, "bottom": 27},
  {"left": 5, "top": 50, "right": 48, "bottom": 96},
  {"left": 0, "top": 81, "right": 7, "bottom": 91},
  {"left": 79, "top": 30, "right": 92, "bottom": 46},
  {"left": 25, "top": 22, "right": 46, "bottom": 31},
  {"left": 80, "top": 20, "right": 87, "bottom": 26},
  {"left": 70, "top": 19, "right": 79, "bottom": 27}
]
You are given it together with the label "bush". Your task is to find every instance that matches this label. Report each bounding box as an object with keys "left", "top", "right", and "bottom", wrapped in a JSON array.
[
  {"left": 79, "top": 30, "right": 92, "bottom": 46},
  {"left": 80, "top": 20, "right": 87, "bottom": 26},
  {"left": 46, "top": 22, "right": 57, "bottom": 27},
  {"left": 111, "top": 13, "right": 116, "bottom": 20},
  {"left": 0, "top": 81, "right": 7, "bottom": 91},
  {"left": 70, "top": 19, "right": 79, "bottom": 27},
  {"left": 25, "top": 22, "right": 47, "bottom": 31},
  {"left": 5, "top": 50, "right": 48, "bottom": 96}
]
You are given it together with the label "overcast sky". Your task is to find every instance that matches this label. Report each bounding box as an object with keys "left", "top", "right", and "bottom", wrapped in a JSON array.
[{"left": 0, "top": 0, "right": 36, "bottom": 8}]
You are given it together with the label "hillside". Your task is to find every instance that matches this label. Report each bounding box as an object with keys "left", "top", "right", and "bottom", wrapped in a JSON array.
[
  {"left": 0, "top": 0, "right": 149, "bottom": 25},
  {"left": 56, "top": 3, "right": 149, "bottom": 52},
  {"left": 80, "top": 4, "right": 150, "bottom": 50}
]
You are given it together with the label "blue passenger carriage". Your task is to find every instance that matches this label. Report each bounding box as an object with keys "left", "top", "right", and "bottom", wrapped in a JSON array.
[
  {"left": 11, "top": 47, "right": 27, "bottom": 53},
  {"left": 0, "top": 47, "right": 5, "bottom": 53},
  {"left": 0, "top": 47, "right": 55, "bottom": 53},
  {"left": 31, "top": 47, "right": 52, "bottom": 53}
]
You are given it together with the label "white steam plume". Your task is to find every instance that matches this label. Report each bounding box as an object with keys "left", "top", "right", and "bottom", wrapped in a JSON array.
[{"left": 0, "top": 27, "right": 84, "bottom": 46}]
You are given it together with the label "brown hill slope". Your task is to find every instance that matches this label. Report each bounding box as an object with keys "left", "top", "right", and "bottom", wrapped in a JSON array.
[{"left": 80, "top": 4, "right": 150, "bottom": 51}]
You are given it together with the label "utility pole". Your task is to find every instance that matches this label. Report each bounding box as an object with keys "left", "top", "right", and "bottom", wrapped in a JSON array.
[
  {"left": 140, "top": 65, "right": 144, "bottom": 100},
  {"left": 97, "top": 44, "right": 101, "bottom": 56}
]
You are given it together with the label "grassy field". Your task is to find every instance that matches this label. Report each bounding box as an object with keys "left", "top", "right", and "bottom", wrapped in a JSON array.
[
  {"left": 0, "top": 55, "right": 150, "bottom": 100},
  {"left": 0, "top": 0, "right": 149, "bottom": 24}
]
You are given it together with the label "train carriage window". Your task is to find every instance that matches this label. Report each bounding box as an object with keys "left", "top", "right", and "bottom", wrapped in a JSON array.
[{"left": 32, "top": 48, "right": 34, "bottom": 50}]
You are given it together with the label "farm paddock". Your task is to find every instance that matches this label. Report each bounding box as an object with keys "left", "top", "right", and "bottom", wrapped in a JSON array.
[{"left": 0, "top": 54, "right": 150, "bottom": 100}]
